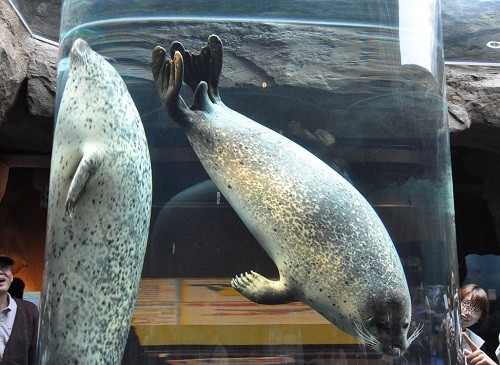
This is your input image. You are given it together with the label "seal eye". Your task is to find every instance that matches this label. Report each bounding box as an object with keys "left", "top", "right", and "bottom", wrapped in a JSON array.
[{"left": 402, "top": 322, "right": 409, "bottom": 329}]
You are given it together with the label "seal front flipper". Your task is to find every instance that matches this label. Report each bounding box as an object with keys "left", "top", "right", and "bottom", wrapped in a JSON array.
[
  {"left": 65, "top": 146, "right": 104, "bottom": 218},
  {"left": 152, "top": 47, "right": 193, "bottom": 126},
  {"left": 231, "top": 270, "right": 295, "bottom": 304}
]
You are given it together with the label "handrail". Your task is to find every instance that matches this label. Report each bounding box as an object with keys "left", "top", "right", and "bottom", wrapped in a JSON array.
[
  {"left": 6, "top": 0, "right": 59, "bottom": 47},
  {"left": 445, "top": 61, "right": 500, "bottom": 67}
]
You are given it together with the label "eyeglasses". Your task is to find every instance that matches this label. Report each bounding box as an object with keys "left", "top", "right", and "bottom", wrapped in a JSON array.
[
  {"left": 0, "top": 263, "right": 12, "bottom": 272},
  {"left": 461, "top": 298, "right": 481, "bottom": 314}
]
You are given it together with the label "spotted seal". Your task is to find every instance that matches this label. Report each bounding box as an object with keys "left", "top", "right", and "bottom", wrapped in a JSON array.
[
  {"left": 38, "top": 38, "right": 152, "bottom": 364},
  {"left": 152, "top": 35, "right": 420, "bottom": 357}
]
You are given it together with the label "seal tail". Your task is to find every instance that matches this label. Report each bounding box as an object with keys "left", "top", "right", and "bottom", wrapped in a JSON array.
[{"left": 192, "top": 82, "right": 214, "bottom": 112}]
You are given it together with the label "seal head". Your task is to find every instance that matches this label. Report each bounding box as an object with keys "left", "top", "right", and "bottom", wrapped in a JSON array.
[{"left": 354, "top": 290, "right": 416, "bottom": 357}]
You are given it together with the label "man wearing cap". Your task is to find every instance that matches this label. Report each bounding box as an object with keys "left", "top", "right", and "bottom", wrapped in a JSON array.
[{"left": 0, "top": 255, "right": 38, "bottom": 365}]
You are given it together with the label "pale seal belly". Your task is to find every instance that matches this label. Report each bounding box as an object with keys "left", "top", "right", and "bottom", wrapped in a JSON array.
[
  {"left": 152, "top": 35, "right": 420, "bottom": 357},
  {"left": 38, "top": 38, "right": 152, "bottom": 365}
]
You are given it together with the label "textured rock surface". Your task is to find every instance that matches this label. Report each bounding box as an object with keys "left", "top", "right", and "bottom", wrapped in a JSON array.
[
  {"left": 0, "top": 0, "right": 498, "bottom": 154},
  {"left": 10, "top": 0, "right": 61, "bottom": 42},
  {"left": 0, "top": 0, "right": 57, "bottom": 153},
  {"left": 0, "top": 0, "right": 31, "bottom": 123},
  {"left": 447, "top": 66, "right": 500, "bottom": 133}
]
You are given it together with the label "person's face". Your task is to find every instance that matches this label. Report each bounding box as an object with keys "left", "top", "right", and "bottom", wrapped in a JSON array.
[
  {"left": 0, "top": 263, "right": 13, "bottom": 295},
  {"left": 460, "top": 293, "right": 483, "bottom": 328}
]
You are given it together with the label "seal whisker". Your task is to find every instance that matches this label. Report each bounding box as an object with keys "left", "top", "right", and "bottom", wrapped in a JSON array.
[
  {"left": 406, "top": 323, "right": 424, "bottom": 347},
  {"left": 354, "top": 322, "right": 382, "bottom": 353}
]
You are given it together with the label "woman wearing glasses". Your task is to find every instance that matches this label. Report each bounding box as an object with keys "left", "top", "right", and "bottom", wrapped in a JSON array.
[{"left": 460, "top": 283, "right": 498, "bottom": 365}]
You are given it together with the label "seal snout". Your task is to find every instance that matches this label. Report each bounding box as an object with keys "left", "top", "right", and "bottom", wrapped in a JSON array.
[
  {"left": 383, "top": 343, "right": 405, "bottom": 358},
  {"left": 70, "top": 38, "right": 91, "bottom": 66}
]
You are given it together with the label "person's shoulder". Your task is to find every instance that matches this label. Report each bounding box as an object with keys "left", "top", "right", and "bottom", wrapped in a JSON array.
[{"left": 13, "top": 298, "right": 39, "bottom": 313}]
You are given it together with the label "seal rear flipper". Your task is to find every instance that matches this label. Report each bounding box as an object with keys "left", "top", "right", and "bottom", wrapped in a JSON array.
[
  {"left": 205, "top": 35, "right": 223, "bottom": 103},
  {"left": 170, "top": 41, "right": 207, "bottom": 94},
  {"left": 171, "top": 35, "right": 223, "bottom": 104},
  {"left": 152, "top": 47, "right": 193, "bottom": 127},
  {"left": 65, "top": 146, "right": 104, "bottom": 218},
  {"left": 231, "top": 270, "right": 295, "bottom": 304}
]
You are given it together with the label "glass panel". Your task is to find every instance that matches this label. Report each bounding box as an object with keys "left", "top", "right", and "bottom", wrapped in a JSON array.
[{"left": 42, "top": 1, "right": 463, "bottom": 364}]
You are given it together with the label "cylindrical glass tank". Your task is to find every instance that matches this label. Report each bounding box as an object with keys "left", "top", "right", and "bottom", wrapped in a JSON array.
[{"left": 53, "top": 0, "right": 461, "bottom": 364}]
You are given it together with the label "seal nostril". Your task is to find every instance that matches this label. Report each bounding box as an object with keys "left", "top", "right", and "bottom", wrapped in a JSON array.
[{"left": 392, "top": 347, "right": 402, "bottom": 357}]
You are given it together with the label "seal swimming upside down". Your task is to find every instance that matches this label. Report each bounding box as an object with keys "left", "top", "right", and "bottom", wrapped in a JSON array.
[
  {"left": 38, "top": 38, "right": 152, "bottom": 365},
  {"left": 152, "top": 35, "right": 420, "bottom": 357}
]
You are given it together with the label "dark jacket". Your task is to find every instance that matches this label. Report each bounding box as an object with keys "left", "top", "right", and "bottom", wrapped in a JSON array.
[{"left": 1, "top": 298, "right": 38, "bottom": 365}]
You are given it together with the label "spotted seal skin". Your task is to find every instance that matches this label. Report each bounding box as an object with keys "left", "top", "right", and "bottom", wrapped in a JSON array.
[
  {"left": 151, "top": 35, "right": 420, "bottom": 357},
  {"left": 38, "top": 38, "right": 152, "bottom": 365}
]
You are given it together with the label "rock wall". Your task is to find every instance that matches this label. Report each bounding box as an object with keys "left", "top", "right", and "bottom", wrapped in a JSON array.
[
  {"left": 0, "top": 0, "right": 57, "bottom": 153},
  {"left": 447, "top": 66, "right": 500, "bottom": 133},
  {"left": 0, "top": 0, "right": 498, "bottom": 154}
]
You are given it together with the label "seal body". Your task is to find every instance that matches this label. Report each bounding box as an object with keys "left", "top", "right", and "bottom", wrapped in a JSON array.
[
  {"left": 38, "top": 38, "right": 152, "bottom": 365},
  {"left": 152, "top": 35, "right": 417, "bottom": 357},
  {"left": 189, "top": 105, "right": 412, "bottom": 355}
]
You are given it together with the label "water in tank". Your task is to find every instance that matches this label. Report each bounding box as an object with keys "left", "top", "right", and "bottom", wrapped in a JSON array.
[{"left": 48, "top": 0, "right": 462, "bottom": 364}]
